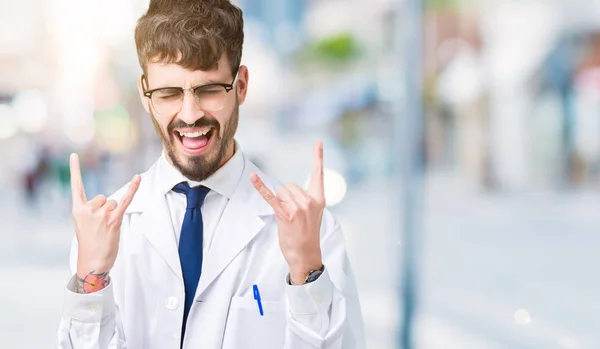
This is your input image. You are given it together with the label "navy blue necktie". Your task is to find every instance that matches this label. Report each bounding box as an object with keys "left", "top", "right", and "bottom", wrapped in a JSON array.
[{"left": 172, "top": 182, "right": 210, "bottom": 343}]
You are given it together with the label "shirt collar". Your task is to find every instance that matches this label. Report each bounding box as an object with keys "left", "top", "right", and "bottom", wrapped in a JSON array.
[{"left": 158, "top": 141, "right": 244, "bottom": 199}]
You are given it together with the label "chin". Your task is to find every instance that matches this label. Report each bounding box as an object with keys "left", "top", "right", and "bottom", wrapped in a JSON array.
[{"left": 169, "top": 143, "right": 223, "bottom": 182}]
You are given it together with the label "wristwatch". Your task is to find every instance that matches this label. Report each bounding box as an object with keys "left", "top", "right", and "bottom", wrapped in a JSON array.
[{"left": 286, "top": 265, "right": 325, "bottom": 285}]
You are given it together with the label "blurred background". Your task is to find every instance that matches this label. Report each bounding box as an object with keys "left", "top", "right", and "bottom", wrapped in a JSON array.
[{"left": 1, "top": 0, "right": 600, "bottom": 348}]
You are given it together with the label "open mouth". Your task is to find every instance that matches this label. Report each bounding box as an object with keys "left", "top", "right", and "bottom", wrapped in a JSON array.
[{"left": 174, "top": 127, "right": 215, "bottom": 154}]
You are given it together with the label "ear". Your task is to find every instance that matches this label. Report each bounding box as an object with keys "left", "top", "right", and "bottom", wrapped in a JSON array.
[
  {"left": 137, "top": 75, "right": 151, "bottom": 115},
  {"left": 235, "top": 65, "right": 249, "bottom": 105}
]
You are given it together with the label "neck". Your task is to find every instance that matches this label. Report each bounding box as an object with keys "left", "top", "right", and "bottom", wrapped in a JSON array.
[{"left": 219, "top": 140, "right": 236, "bottom": 168}]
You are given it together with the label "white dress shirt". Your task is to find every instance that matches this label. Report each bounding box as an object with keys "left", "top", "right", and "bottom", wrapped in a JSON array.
[{"left": 157, "top": 143, "right": 244, "bottom": 258}]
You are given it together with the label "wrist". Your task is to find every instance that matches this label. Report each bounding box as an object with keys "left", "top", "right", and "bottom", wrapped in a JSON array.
[
  {"left": 75, "top": 270, "right": 111, "bottom": 294},
  {"left": 289, "top": 271, "right": 309, "bottom": 285},
  {"left": 76, "top": 268, "right": 110, "bottom": 280},
  {"left": 289, "top": 263, "right": 323, "bottom": 285},
  {"left": 77, "top": 260, "right": 111, "bottom": 280}
]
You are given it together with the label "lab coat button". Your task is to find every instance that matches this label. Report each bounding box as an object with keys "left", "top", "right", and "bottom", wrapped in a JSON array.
[
  {"left": 312, "top": 292, "right": 322, "bottom": 303},
  {"left": 165, "top": 297, "right": 179, "bottom": 310}
]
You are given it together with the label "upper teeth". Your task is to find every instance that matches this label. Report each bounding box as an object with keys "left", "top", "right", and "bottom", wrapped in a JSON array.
[{"left": 179, "top": 129, "right": 210, "bottom": 138}]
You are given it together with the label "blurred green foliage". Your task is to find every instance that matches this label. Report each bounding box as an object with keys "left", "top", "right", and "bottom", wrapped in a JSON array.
[
  {"left": 424, "top": 0, "right": 474, "bottom": 11},
  {"left": 293, "top": 33, "right": 362, "bottom": 70},
  {"left": 313, "top": 33, "right": 361, "bottom": 62}
]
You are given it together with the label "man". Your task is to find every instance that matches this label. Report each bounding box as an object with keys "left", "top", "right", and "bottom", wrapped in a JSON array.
[{"left": 56, "top": 0, "right": 365, "bottom": 348}]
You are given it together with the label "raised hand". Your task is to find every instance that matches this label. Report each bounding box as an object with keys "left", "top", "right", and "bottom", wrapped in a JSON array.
[
  {"left": 69, "top": 153, "right": 141, "bottom": 293},
  {"left": 250, "top": 141, "right": 326, "bottom": 284}
]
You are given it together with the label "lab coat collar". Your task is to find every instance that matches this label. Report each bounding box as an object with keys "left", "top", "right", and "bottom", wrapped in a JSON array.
[
  {"left": 125, "top": 147, "right": 273, "bottom": 217},
  {"left": 121, "top": 148, "right": 276, "bottom": 288},
  {"left": 156, "top": 141, "right": 244, "bottom": 199}
]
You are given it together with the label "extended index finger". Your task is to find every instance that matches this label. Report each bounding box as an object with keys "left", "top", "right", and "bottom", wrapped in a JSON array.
[
  {"left": 307, "top": 141, "right": 324, "bottom": 198},
  {"left": 69, "top": 153, "right": 87, "bottom": 205},
  {"left": 250, "top": 173, "right": 286, "bottom": 218}
]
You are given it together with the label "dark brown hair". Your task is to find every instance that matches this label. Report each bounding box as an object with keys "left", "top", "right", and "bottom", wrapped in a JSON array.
[{"left": 135, "top": 0, "right": 244, "bottom": 76}]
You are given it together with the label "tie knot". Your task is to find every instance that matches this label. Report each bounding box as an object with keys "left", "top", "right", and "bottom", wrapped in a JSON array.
[{"left": 172, "top": 182, "right": 210, "bottom": 209}]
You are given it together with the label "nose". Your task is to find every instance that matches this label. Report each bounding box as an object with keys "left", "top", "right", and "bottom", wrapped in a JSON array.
[{"left": 177, "top": 90, "right": 205, "bottom": 125}]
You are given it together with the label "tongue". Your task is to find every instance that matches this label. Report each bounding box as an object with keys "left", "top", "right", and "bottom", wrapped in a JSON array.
[{"left": 181, "top": 135, "right": 209, "bottom": 150}]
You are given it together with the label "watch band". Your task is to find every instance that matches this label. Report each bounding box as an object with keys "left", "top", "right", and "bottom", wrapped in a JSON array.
[{"left": 287, "top": 265, "right": 325, "bottom": 285}]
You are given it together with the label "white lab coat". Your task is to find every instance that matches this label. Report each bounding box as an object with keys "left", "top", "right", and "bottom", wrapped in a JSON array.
[{"left": 57, "top": 153, "right": 365, "bottom": 349}]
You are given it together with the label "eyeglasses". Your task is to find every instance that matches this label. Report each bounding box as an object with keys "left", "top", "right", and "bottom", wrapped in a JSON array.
[{"left": 142, "top": 70, "right": 239, "bottom": 115}]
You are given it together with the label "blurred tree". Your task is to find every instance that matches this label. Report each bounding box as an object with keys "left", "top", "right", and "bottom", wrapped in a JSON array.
[
  {"left": 424, "top": 0, "right": 475, "bottom": 11},
  {"left": 313, "top": 33, "right": 361, "bottom": 62},
  {"left": 292, "top": 32, "right": 363, "bottom": 71}
]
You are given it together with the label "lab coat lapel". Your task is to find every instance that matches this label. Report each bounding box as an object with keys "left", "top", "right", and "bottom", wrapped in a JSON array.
[
  {"left": 139, "top": 194, "right": 182, "bottom": 279},
  {"left": 195, "top": 156, "right": 274, "bottom": 297},
  {"left": 126, "top": 162, "right": 182, "bottom": 280}
]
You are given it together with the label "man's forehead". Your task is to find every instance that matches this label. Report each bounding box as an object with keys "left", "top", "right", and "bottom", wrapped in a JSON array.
[
  {"left": 148, "top": 52, "right": 230, "bottom": 71},
  {"left": 146, "top": 61, "right": 230, "bottom": 86}
]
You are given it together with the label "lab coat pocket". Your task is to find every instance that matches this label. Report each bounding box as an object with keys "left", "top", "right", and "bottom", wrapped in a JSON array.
[{"left": 222, "top": 296, "right": 286, "bottom": 349}]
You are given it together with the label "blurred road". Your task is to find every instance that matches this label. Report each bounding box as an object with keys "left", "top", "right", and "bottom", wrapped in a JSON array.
[
  {"left": 1, "top": 173, "right": 599, "bottom": 349},
  {"left": 415, "top": 175, "right": 600, "bottom": 349}
]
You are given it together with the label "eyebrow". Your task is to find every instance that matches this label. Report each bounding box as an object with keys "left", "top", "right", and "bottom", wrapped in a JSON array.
[{"left": 148, "top": 79, "right": 226, "bottom": 90}]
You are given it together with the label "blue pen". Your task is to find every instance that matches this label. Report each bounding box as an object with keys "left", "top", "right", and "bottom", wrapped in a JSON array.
[{"left": 252, "top": 284, "right": 264, "bottom": 316}]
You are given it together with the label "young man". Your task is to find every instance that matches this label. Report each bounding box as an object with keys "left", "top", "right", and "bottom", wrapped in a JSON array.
[{"left": 57, "top": 0, "right": 365, "bottom": 348}]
